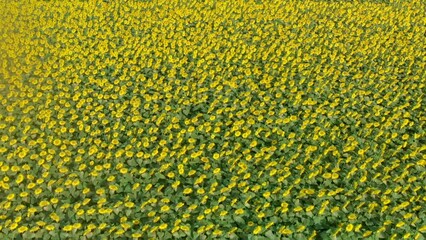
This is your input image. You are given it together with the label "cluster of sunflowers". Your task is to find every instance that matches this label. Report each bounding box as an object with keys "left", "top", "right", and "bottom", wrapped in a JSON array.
[{"left": 1, "top": 0, "right": 425, "bottom": 239}]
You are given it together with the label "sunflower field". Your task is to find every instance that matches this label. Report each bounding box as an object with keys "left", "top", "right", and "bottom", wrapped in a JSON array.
[{"left": 0, "top": 0, "right": 425, "bottom": 239}]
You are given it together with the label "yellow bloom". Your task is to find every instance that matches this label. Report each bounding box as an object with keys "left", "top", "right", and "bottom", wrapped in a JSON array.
[
  {"left": 253, "top": 226, "right": 262, "bottom": 235},
  {"left": 18, "top": 226, "right": 28, "bottom": 233},
  {"left": 180, "top": 225, "right": 190, "bottom": 232},
  {"left": 124, "top": 202, "right": 134, "bottom": 208},
  {"left": 183, "top": 188, "right": 193, "bottom": 194},
  {"left": 235, "top": 209, "right": 244, "bottom": 215},
  {"left": 346, "top": 224, "right": 354, "bottom": 232},
  {"left": 363, "top": 231, "right": 373, "bottom": 237},
  {"left": 77, "top": 209, "right": 85, "bottom": 216},
  {"left": 306, "top": 205, "right": 314, "bottom": 212},
  {"left": 172, "top": 181, "right": 180, "bottom": 190},
  {"left": 323, "top": 173, "right": 332, "bottom": 179},
  {"left": 213, "top": 229, "right": 223, "bottom": 235},
  {"left": 6, "top": 193, "right": 15, "bottom": 201},
  {"left": 30, "top": 226, "right": 40, "bottom": 233},
  {"left": 403, "top": 233, "right": 411, "bottom": 239},
  {"left": 197, "top": 188, "right": 205, "bottom": 194},
  {"left": 99, "top": 223, "right": 107, "bottom": 229},
  {"left": 296, "top": 225, "right": 306, "bottom": 232},
  {"left": 396, "top": 221, "right": 405, "bottom": 228},
  {"left": 263, "top": 191, "right": 271, "bottom": 198},
  {"left": 132, "top": 233, "right": 142, "bottom": 238},
  {"left": 53, "top": 139, "right": 61, "bottom": 146},
  {"left": 39, "top": 201, "right": 49, "bottom": 208},
  {"left": 161, "top": 205, "right": 170, "bottom": 212},
  {"left": 188, "top": 170, "right": 196, "bottom": 176},
  {"left": 115, "top": 229, "right": 125, "bottom": 235},
  {"left": 402, "top": 134, "right": 409, "bottom": 140},
  {"left": 294, "top": 206, "right": 303, "bottom": 212},
  {"left": 50, "top": 213, "right": 60, "bottom": 222},
  {"left": 145, "top": 184, "right": 153, "bottom": 191},
  {"left": 63, "top": 225, "right": 73, "bottom": 232},
  {"left": 220, "top": 210, "right": 228, "bottom": 217},
  {"left": 159, "top": 223, "right": 168, "bottom": 230},
  {"left": 73, "top": 223, "right": 82, "bottom": 229},
  {"left": 280, "top": 227, "right": 293, "bottom": 235}
]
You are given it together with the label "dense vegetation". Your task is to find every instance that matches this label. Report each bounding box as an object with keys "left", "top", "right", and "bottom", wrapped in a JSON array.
[{"left": 1, "top": 0, "right": 425, "bottom": 239}]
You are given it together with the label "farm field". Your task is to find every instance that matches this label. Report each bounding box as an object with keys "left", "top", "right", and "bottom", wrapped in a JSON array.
[{"left": 0, "top": 0, "right": 425, "bottom": 239}]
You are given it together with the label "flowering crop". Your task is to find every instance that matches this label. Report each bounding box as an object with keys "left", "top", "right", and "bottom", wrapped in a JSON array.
[{"left": 1, "top": 0, "right": 425, "bottom": 239}]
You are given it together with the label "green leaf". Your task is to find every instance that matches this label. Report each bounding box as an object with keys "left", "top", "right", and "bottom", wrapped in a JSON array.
[
  {"left": 264, "top": 230, "right": 279, "bottom": 239},
  {"left": 127, "top": 159, "right": 137, "bottom": 167},
  {"left": 233, "top": 215, "right": 245, "bottom": 225}
]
